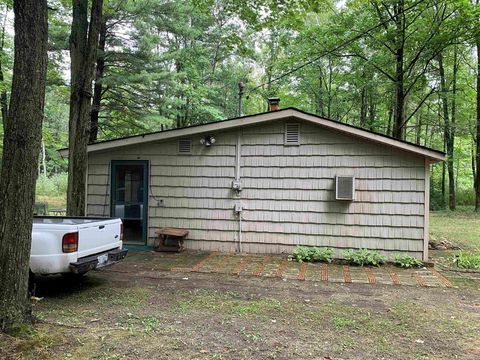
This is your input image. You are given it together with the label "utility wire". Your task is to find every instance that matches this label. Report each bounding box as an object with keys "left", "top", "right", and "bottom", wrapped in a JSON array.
[{"left": 246, "top": 0, "right": 429, "bottom": 95}]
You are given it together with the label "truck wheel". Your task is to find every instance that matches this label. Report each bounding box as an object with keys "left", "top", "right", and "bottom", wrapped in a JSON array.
[{"left": 28, "top": 270, "right": 36, "bottom": 296}]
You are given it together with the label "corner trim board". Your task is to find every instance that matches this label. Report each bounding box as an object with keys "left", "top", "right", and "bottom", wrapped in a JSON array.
[{"left": 423, "top": 159, "right": 430, "bottom": 262}]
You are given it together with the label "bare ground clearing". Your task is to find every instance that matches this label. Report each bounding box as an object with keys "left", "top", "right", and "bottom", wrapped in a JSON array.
[{"left": 1, "top": 253, "right": 479, "bottom": 360}]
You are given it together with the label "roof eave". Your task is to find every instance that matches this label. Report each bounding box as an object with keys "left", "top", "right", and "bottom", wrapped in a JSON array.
[
  {"left": 59, "top": 109, "right": 298, "bottom": 157},
  {"left": 58, "top": 108, "right": 445, "bottom": 162},
  {"left": 292, "top": 111, "right": 445, "bottom": 162}
]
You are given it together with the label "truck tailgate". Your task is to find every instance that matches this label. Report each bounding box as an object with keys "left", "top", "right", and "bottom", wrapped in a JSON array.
[{"left": 77, "top": 219, "right": 122, "bottom": 258}]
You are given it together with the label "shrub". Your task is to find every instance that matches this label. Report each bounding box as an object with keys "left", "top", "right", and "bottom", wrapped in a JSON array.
[
  {"left": 342, "top": 248, "right": 386, "bottom": 267},
  {"left": 452, "top": 251, "right": 480, "bottom": 269},
  {"left": 36, "top": 173, "right": 68, "bottom": 197},
  {"left": 456, "top": 188, "right": 476, "bottom": 206},
  {"left": 394, "top": 254, "right": 423, "bottom": 268},
  {"left": 292, "top": 246, "right": 334, "bottom": 263},
  {"left": 429, "top": 184, "right": 446, "bottom": 211}
]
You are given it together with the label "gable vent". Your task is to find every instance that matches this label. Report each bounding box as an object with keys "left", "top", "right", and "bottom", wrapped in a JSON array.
[
  {"left": 336, "top": 176, "right": 355, "bottom": 201},
  {"left": 285, "top": 123, "right": 300, "bottom": 145},
  {"left": 178, "top": 139, "right": 192, "bottom": 153}
]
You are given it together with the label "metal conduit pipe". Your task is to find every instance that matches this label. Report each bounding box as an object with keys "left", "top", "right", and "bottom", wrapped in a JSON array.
[{"left": 235, "top": 130, "right": 243, "bottom": 253}]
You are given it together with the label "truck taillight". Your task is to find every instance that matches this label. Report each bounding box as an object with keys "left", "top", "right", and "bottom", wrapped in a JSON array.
[
  {"left": 62, "top": 232, "right": 78, "bottom": 253},
  {"left": 120, "top": 223, "right": 124, "bottom": 241}
]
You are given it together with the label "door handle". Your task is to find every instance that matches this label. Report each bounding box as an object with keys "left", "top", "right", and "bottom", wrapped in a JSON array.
[{"left": 99, "top": 225, "right": 105, "bottom": 230}]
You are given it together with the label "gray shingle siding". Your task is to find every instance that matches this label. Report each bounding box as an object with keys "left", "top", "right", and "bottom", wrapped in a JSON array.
[{"left": 86, "top": 119, "right": 427, "bottom": 259}]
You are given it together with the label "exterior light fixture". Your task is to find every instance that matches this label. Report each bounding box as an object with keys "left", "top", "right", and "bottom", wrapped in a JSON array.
[{"left": 200, "top": 135, "right": 216, "bottom": 147}]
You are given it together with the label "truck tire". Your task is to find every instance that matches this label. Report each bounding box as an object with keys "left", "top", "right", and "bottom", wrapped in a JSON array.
[{"left": 28, "top": 270, "right": 36, "bottom": 296}]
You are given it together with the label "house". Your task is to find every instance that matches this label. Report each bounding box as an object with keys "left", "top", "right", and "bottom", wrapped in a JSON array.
[{"left": 60, "top": 103, "right": 444, "bottom": 260}]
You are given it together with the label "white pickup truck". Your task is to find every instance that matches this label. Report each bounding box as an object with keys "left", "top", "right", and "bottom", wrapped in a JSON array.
[{"left": 31, "top": 216, "right": 128, "bottom": 276}]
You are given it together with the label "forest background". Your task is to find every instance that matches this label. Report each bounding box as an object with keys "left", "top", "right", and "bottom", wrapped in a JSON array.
[{"left": 0, "top": 0, "right": 478, "bottom": 211}]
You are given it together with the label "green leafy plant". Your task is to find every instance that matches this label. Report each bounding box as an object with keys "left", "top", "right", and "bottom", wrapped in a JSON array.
[
  {"left": 342, "top": 249, "right": 356, "bottom": 263},
  {"left": 394, "top": 254, "right": 423, "bottom": 268},
  {"left": 311, "top": 247, "right": 335, "bottom": 263},
  {"left": 452, "top": 251, "right": 480, "bottom": 269},
  {"left": 292, "top": 246, "right": 313, "bottom": 263},
  {"left": 292, "top": 246, "right": 334, "bottom": 263},
  {"left": 342, "top": 249, "right": 386, "bottom": 267}
]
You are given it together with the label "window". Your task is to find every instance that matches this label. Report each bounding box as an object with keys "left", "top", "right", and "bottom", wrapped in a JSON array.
[
  {"left": 178, "top": 139, "right": 192, "bottom": 153},
  {"left": 336, "top": 176, "right": 355, "bottom": 201},
  {"left": 284, "top": 123, "right": 300, "bottom": 145}
]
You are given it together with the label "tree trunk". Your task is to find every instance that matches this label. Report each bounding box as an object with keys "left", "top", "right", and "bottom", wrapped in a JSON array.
[
  {"left": 386, "top": 98, "right": 393, "bottom": 136},
  {"left": 41, "top": 141, "right": 47, "bottom": 177},
  {"left": 423, "top": 122, "right": 428, "bottom": 147},
  {"left": 89, "top": 15, "right": 107, "bottom": 144},
  {"left": 0, "top": 0, "right": 48, "bottom": 331},
  {"left": 450, "top": 46, "right": 458, "bottom": 208},
  {"left": 392, "top": 54, "right": 405, "bottom": 139},
  {"left": 472, "top": 144, "right": 476, "bottom": 190},
  {"left": 360, "top": 84, "right": 367, "bottom": 127},
  {"left": 475, "top": 21, "right": 480, "bottom": 211},
  {"left": 415, "top": 114, "right": 422, "bottom": 145},
  {"left": 327, "top": 58, "right": 333, "bottom": 118},
  {"left": 317, "top": 66, "right": 324, "bottom": 116},
  {"left": 67, "top": 0, "right": 103, "bottom": 216},
  {"left": 0, "top": 7, "right": 9, "bottom": 125},
  {"left": 437, "top": 52, "right": 455, "bottom": 210},
  {"left": 368, "top": 93, "right": 375, "bottom": 131},
  {"left": 442, "top": 133, "right": 446, "bottom": 199},
  {"left": 392, "top": 0, "right": 405, "bottom": 140}
]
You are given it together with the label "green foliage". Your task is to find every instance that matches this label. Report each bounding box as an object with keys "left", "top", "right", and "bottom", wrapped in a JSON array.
[
  {"left": 94, "top": 0, "right": 259, "bottom": 139},
  {"left": 456, "top": 188, "right": 476, "bottom": 206},
  {"left": 0, "top": 0, "right": 478, "bottom": 210},
  {"left": 36, "top": 173, "right": 68, "bottom": 197},
  {"left": 430, "top": 183, "right": 446, "bottom": 211},
  {"left": 452, "top": 252, "right": 480, "bottom": 270},
  {"left": 394, "top": 254, "right": 423, "bottom": 269},
  {"left": 342, "top": 249, "right": 387, "bottom": 267},
  {"left": 291, "top": 246, "right": 334, "bottom": 263}
]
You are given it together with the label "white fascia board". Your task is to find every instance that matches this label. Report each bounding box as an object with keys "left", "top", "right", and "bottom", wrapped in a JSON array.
[{"left": 59, "top": 108, "right": 445, "bottom": 162}]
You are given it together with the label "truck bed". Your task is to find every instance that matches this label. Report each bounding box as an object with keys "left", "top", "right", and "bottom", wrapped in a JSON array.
[
  {"left": 31, "top": 216, "right": 124, "bottom": 275},
  {"left": 33, "top": 216, "right": 116, "bottom": 225}
]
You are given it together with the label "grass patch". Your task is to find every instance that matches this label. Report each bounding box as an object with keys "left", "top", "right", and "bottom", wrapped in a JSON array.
[
  {"left": 3, "top": 251, "right": 480, "bottom": 359},
  {"left": 50, "top": 284, "right": 150, "bottom": 308},
  {"left": 333, "top": 316, "right": 355, "bottom": 328},
  {"left": 33, "top": 280, "right": 152, "bottom": 327},
  {"left": 239, "top": 327, "right": 263, "bottom": 342},
  {"left": 0, "top": 326, "right": 65, "bottom": 360},
  {"left": 115, "top": 314, "right": 161, "bottom": 334},
  {"left": 452, "top": 251, "right": 480, "bottom": 269},
  {"left": 35, "top": 195, "right": 66, "bottom": 210},
  {"left": 430, "top": 208, "right": 480, "bottom": 250},
  {"left": 175, "top": 289, "right": 282, "bottom": 317}
]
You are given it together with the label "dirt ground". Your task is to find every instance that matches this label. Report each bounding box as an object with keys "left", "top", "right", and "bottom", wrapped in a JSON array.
[{"left": 1, "top": 252, "right": 480, "bottom": 360}]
